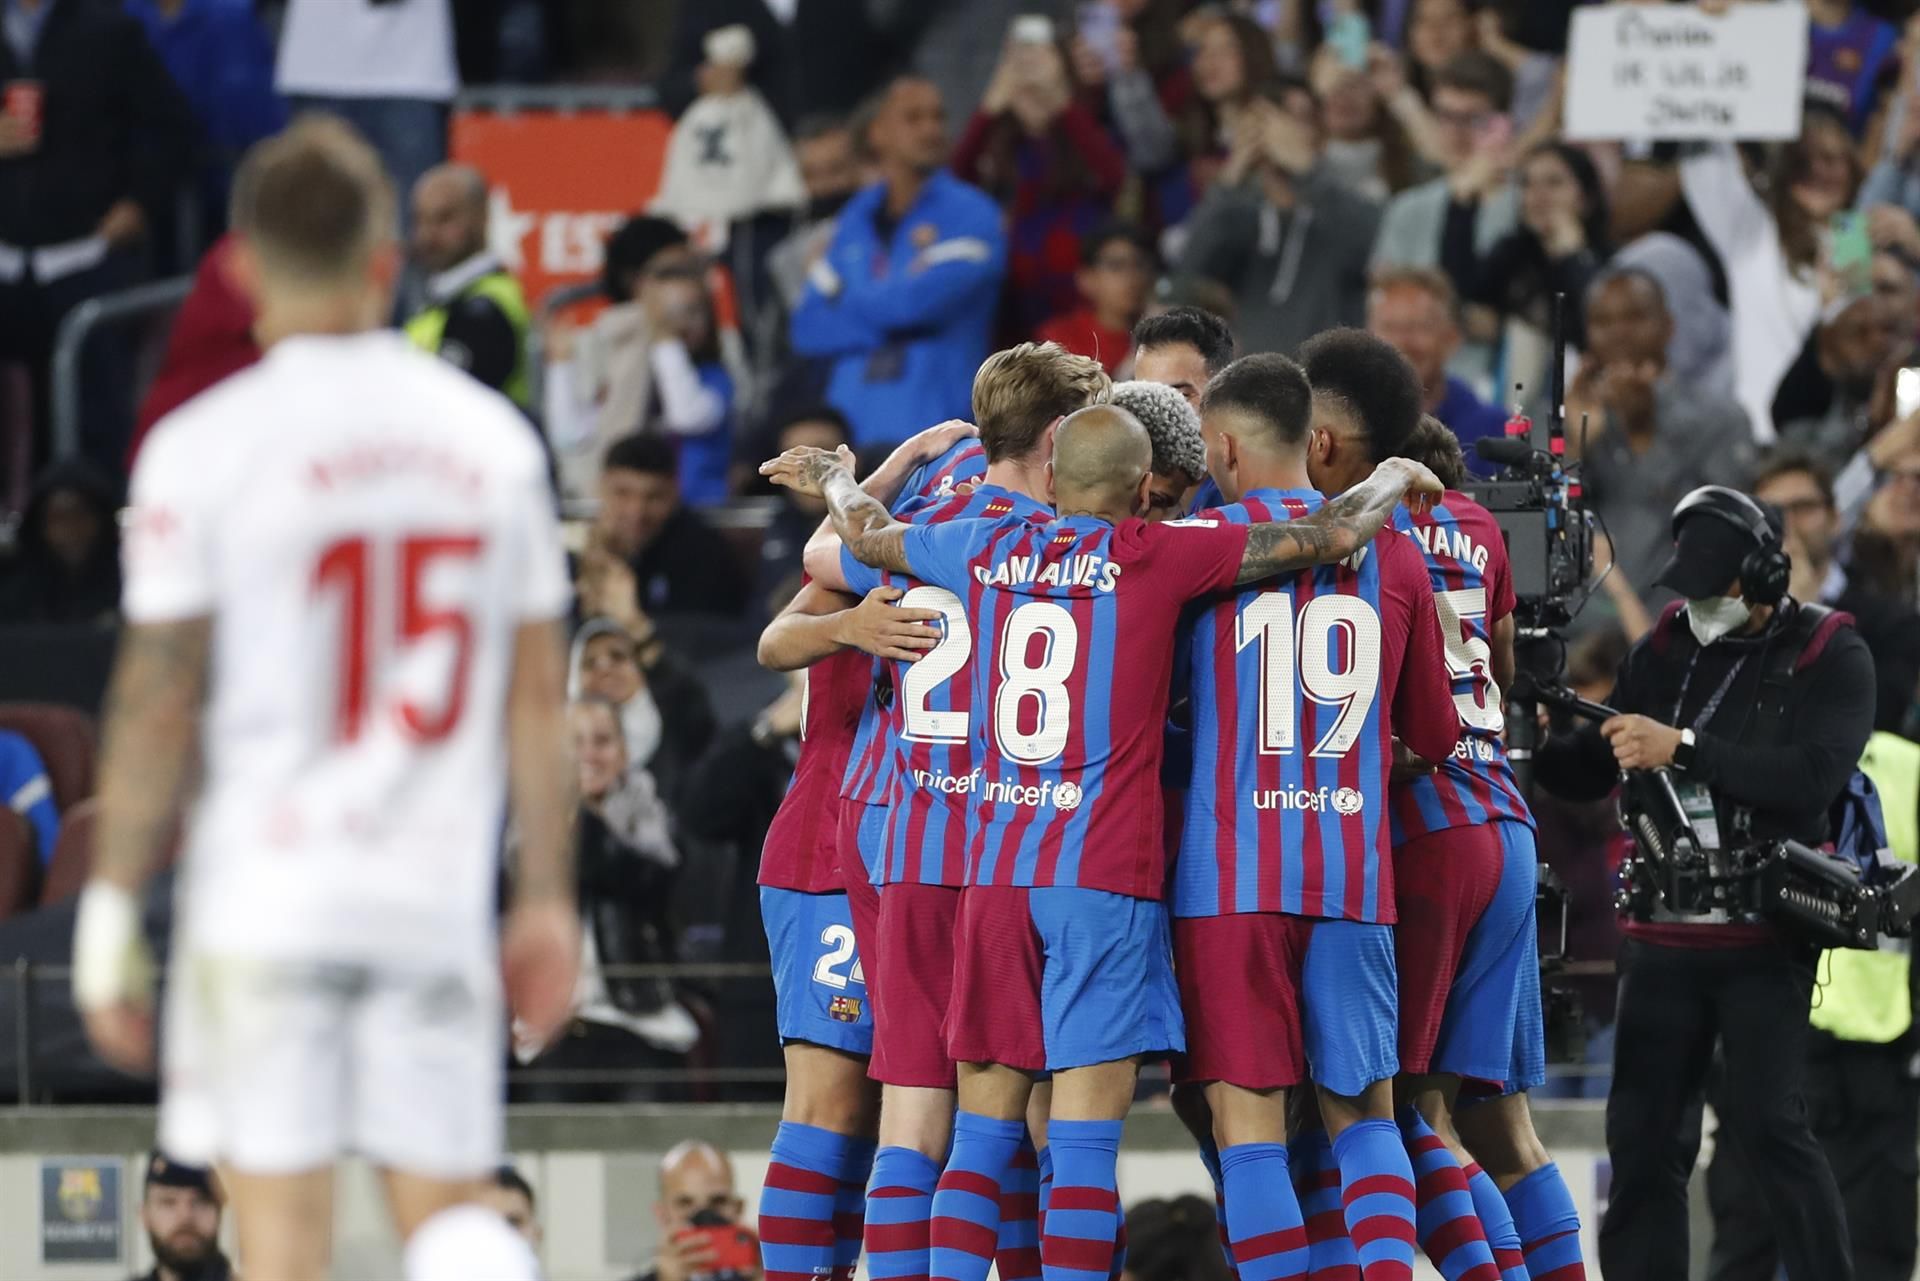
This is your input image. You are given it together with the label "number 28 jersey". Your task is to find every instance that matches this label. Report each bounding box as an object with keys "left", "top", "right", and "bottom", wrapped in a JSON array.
[
  {"left": 122, "top": 333, "right": 571, "bottom": 969},
  {"left": 840, "top": 483, "right": 1053, "bottom": 886},
  {"left": 1389, "top": 493, "right": 1534, "bottom": 840},
  {"left": 898, "top": 512, "right": 1251, "bottom": 899},
  {"left": 1169, "top": 489, "right": 1459, "bottom": 924}
]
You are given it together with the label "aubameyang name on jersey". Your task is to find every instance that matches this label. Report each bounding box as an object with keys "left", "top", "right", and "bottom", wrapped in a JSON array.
[
  {"left": 1407, "top": 521, "right": 1489, "bottom": 572},
  {"left": 973, "top": 552, "right": 1122, "bottom": 591}
]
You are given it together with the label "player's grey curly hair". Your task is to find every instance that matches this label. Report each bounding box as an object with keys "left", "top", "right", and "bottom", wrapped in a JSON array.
[{"left": 1111, "top": 380, "right": 1206, "bottom": 483}]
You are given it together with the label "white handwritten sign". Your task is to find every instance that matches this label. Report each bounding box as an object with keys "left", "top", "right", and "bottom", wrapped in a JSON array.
[{"left": 1563, "top": 3, "right": 1808, "bottom": 142}]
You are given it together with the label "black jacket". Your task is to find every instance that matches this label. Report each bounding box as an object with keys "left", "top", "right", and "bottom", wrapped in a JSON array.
[
  {"left": 1536, "top": 599, "right": 1877, "bottom": 847},
  {"left": 631, "top": 506, "right": 753, "bottom": 618},
  {"left": 0, "top": 0, "right": 198, "bottom": 247},
  {"left": 130, "top": 1255, "right": 232, "bottom": 1281},
  {"left": 576, "top": 806, "right": 680, "bottom": 1019}
]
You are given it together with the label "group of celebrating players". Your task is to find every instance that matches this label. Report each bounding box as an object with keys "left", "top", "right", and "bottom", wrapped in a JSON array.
[{"left": 751, "top": 316, "right": 1589, "bottom": 1281}]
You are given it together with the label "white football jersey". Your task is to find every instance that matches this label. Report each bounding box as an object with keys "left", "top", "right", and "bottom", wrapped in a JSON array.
[{"left": 124, "top": 333, "right": 570, "bottom": 968}]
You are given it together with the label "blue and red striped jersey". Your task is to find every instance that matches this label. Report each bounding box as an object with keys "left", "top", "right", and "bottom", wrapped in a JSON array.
[
  {"left": 758, "top": 620, "right": 871, "bottom": 894},
  {"left": 1168, "top": 488, "right": 1459, "bottom": 923},
  {"left": 1389, "top": 493, "right": 1534, "bottom": 839},
  {"left": 838, "top": 441, "right": 990, "bottom": 809},
  {"left": 840, "top": 483, "right": 1053, "bottom": 885},
  {"left": 899, "top": 511, "right": 1251, "bottom": 898}
]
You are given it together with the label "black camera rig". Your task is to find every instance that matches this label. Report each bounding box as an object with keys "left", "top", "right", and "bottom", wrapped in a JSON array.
[{"left": 1521, "top": 681, "right": 1920, "bottom": 950}]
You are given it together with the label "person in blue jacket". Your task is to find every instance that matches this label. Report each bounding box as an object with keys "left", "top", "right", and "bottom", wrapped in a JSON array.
[{"left": 791, "top": 75, "right": 1006, "bottom": 448}]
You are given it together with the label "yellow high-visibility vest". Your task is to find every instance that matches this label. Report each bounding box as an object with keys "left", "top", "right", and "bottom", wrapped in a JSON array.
[
  {"left": 404, "top": 269, "right": 532, "bottom": 409},
  {"left": 1810, "top": 731, "right": 1919, "bottom": 1043}
]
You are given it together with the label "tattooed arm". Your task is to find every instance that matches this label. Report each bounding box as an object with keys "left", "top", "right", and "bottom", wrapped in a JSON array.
[
  {"left": 1232, "top": 457, "right": 1441, "bottom": 586},
  {"left": 94, "top": 618, "right": 211, "bottom": 891},
  {"left": 75, "top": 617, "right": 211, "bottom": 1071},
  {"left": 798, "top": 419, "right": 978, "bottom": 588},
  {"left": 767, "top": 446, "right": 918, "bottom": 575}
]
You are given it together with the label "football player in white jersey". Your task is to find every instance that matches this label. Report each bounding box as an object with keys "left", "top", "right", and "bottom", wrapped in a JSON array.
[{"left": 71, "top": 118, "right": 578, "bottom": 1281}]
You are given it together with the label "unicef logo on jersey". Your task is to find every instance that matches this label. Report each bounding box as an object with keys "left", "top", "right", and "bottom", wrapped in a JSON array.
[
  {"left": 1332, "top": 787, "right": 1365, "bottom": 815},
  {"left": 980, "top": 776, "right": 1085, "bottom": 811},
  {"left": 1252, "top": 785, "right": 1366, "bottom": 813},
  {"left": 1053, "top": 781, "right": 1083, "bottom": 811}
]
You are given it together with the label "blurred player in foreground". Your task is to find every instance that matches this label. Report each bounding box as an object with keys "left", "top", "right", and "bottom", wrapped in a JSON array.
[{"left": 72, "top": 118, "right": 578, "bottom": 1281}]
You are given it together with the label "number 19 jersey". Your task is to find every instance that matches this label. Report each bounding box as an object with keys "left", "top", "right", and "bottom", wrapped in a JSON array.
[
  {"left": 899, "top": 512, "right": 1251, "bottom": 899},
  {"left": 1169, "top": 488, "right": 1459, "bottom": 924},
  {"left": 122, "top": 333, "right": 570, "bottom": 970}
]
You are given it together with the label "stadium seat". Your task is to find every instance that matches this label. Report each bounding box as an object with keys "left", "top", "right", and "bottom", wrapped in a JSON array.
[
  {"left": 0, "top": 808, "right": 36, "bottom": 919},
  {"left": 0, "top": 704, "right": 97, "bottom": 813},
  {"left": 38, "top": 798, "right": 95, "bottom": 906}
]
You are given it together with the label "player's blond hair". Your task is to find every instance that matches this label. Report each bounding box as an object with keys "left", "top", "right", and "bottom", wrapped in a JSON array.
[
  {"left": 971, "top": 343, "right": 1112, "bottom": 464},
  {"left": 230, "top": 114, "right": 395, "bottom": 286}
]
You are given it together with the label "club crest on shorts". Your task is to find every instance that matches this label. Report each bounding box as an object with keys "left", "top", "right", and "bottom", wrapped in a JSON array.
[{"left": 828, "top": 994, "right": 863, "bottom": 1023}]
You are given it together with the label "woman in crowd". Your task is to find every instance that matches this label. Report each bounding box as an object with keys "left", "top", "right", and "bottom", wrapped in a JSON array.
[
  {"left": 0, "top": 460, "right": 122, "bottom": 626},
  {"left": 954, "top": 28, "right": 1130, "bottom": 340},
  {"left": 515, "top": 696, "right": 700, "bottom": 1103},
  {"left": 1467, "top": 141, "right": 1609, "bottom": 364},
  {"left": 1309, "top": 44, "right": 1421, "bottom": 201},
  {"left": 1168, "top": 10, "right": 1281, "bottom": 225},
  {"left": 568, "top": 616, "right": 717, "bottom": 808}
]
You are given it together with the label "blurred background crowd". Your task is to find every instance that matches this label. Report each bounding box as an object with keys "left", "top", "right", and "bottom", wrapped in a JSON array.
[{"left": 1, "top": 0, "right": 1919, "bottom": 1114}]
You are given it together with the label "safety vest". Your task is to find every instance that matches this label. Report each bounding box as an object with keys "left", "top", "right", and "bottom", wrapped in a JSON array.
[
  {"left": 1810, "top": 730, "right": 1920, "bottom": 1043},
  {"left": 404, "top": 268, "right": 532, "bottom": 409}
]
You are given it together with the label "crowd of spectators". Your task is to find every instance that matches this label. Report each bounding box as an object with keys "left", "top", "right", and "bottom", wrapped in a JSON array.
[{"left": 5, "top": 0, "right": 1920, "bottom": 1102}]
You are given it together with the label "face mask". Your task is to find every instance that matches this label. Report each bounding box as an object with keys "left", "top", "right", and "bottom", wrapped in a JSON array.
[{"left": 1686, "top": 595, "right": 1752, "bottom": 646}]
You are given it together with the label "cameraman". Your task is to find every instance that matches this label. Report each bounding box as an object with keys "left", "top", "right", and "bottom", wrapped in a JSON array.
[{"left": 1534, "top": 486, "right": 1877, "bottom": 1281}]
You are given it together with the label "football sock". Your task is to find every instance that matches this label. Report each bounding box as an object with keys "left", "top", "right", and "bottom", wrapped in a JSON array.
[
  {"left": 867, "top": 1146, "right": 941, "bottom": 1281},
  {"left": 1292, "top": 1133, "right": 1360, "bottom": 1281},
  {"left": 1332, "top": 1118, "right": 1418, "bottom": 1281},
  {"left": 1220, "top": 1142, "right": 1309, "bottom": 1281},
  {"left": 1503, "top": 1164, "right": 1585, "bottom": 1281},
  {"left": 763, "top": 1122, "right": 855, "bottom": 1281},
  {"left": 1397, "top": 1110, "right": 1499, "bottom": 1281},
  {"left": 1462, "top": 1162, "right": 1529, "bottom": 1281},
  {"left": 834, "top": 1137, "right": 878, "bottom": 1281},
  {"left": 930, "top": 1112, "right": 1024, "bottom": 1281},
  {"left": 1199, "top": 1136, "right": 1239, "bottom": 1278},
  {"left": 403, "top": 1204, "right": 538, "bottom": 1281},
  {"left": 1041, "top": 1118, "right": 1125, "bottom": 1281},
  {"left": 997, "top": 1138, "right": 1044, "bottom": 1281}
]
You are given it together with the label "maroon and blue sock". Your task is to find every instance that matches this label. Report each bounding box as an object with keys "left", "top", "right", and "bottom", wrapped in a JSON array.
[
  {"left": 1502, "top": 1164, "right": 1584, "bottom": 1281},
  {"left": 930, "top": 1113, "right": 1024, "bottom": 1281},
  {"left": 867, "top": 1146, "right": 941, "bottom": 1281},
  {"left": 833, "top": 1138, "right": 877, "bottom": 1281},
  {"left": 1219, "top": 1142, "right": 1308, "bottom": 1281},
  {"left": 1290, "top": 1134, "right": 1359, "bottom": 1281},
  {"left": 1397, "top": 1111, "right": 1499, "bottom": 1281},
  {"left": 1462, "top": 1162, "right": 1528, "bottom": 1281},
  {"left": 1199, "top": 1136, "right": 1239, "bottom": 1277},
  {"left": 1331, "top": 1118, "right": 1418, "bottom": 1281},
  {"left": 998, "top": 1139, "right": 1044, "bottom": 1281},
  {"left": 763, "top": 1122, "right": 857, "bottom": 1281},
  {"left": 1041, "top": 1119, "right": 1124, "bottom": 1281}
]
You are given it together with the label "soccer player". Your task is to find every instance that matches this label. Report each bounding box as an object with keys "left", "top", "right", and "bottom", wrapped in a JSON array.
[
  {"left": 1131, "top": 307, "right": 1237, "bottom": 514},
  {"left": 802, "top": 342, "right": 1111, "bottom": 1281},
  {"left": 72, "top": 118, "right": 574, "bottom": 1281},
  {"left": 764, "top": 402, "right": 1444, "bottom": 1281},
  {"left": 1169, "top": 353, "right": 1461, "bottom": 1281},
  {"left": 1390, "top": 417, "right": 1587, "bottom": 1281},
  {"left": 753, "top": 418, "right": 990, "bottom": 1281}
]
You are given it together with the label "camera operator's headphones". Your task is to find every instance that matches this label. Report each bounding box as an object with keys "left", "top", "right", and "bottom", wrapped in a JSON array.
[{"left": 1669, "top": 485, "right": 1791, "bottom": 606}]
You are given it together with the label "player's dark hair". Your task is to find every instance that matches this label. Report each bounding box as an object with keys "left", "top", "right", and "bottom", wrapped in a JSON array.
[
  {"left": 1132, "top": 307, "right": 1236, "bottom": 374},
  {"left": 773, "top": 404, "right": 853, "bottom": 444},
  {"left": 1199, "top": 354, "right": 1313, "bottom": 449},
  {"left": 1434, "top": 50, "right": 1514, "bottom": 113},
  {"left": 494, "top": 1165, "right": 536, "bottom": 1209},
  {"left": 603, "top": 432, "right": 678, "bottom": 479},
  {"left": 1403, "top": 415, "right": 1468, "bottom": 489},
  {"left": 1297, "top": 328, "right": 1424, "bottom": 463}
]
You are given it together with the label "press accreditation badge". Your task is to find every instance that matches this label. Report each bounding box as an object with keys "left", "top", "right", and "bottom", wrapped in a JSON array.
[{"left": 1677, "top": 782, "right": 1721, "bottom": 851}]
